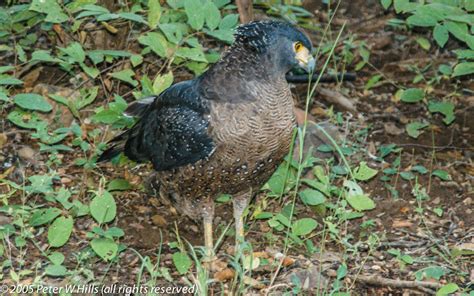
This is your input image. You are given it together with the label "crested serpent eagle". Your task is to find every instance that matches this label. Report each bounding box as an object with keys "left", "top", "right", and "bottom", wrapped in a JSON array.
[{"left": 99, "top": 20, "right": 315, "bottom": 259}]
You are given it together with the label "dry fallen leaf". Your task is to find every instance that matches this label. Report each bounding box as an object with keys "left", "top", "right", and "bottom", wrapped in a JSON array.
[
  {"left": 214, "top": 268, "right": 235, "bottom": 282},
  {"left": 392, "top": 219, "right": 413, "bottom": 228}
]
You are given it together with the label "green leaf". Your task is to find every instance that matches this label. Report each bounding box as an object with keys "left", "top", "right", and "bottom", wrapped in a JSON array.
[
  {"left": 172, "top": 252, "right": 192, "bottom": 275},
  {"left": 48, "top": 252, "right": 65, "bottom": 265},
  {"left": 393, "top": 0, "right": 417, "bottom": 13},
  {"left": 138, "top": 32, "right": 168, "bottom": 58},
  {"left": 436, "top": 283, "right": 458, "bottom": 296},
  {"left": 454, "top": 49, "right": 474, "bottom": 59},
  {"left": 7, "top": 109, "right": 43, "bottom": 129},
  {"left": 30, "top": 208, "right": 61, "bottom": 226},
  {"left": 91, "top": 237, "right": 118, "bottom": 261},
  {"left": 400, "top": 88, "right": 424, "bottom": 103},
  {"left": 30, "top": 0, "right": 68, "bottom": 23},
  {"left": 299, "top": 189, "right": 326, "bottom": 206},
  {"left": 175, "top": 47, "right": 207, "bottom": 62},
  {"left": 90, "top": 191, "right": 117, "bottom": 223},
  {"left": 219, "top": 13, "right": 239, "bottom": 30},
  {"left": 205, "top": 29, "right": 234, "bottom": 43},
  {"left": 107, "top": 179, "right": 131, "bottom": 191},
  {"left": 433, "top": 24, "right": 449, "bottom": 48},
  {"left": 452, "top": 62, "right": 474, "bottom": 77},
  {"left": 428, "top": 101, "right": 455, "bottom": 125},
  {"left": 130, "top": 54, "right": 143, "bottom": 67},
  {"left": 13, "top": 93, "right": 52, "bottom": 112},
  {"left": 346, "top": 194, "right": 376, "bottom": 211},
  {"left": 118, "top": 12, "right": 146, "bottom": 24},
  {"left": 48, "top": 216, "right": 73, "bottom": 247},
  {"left": 205, "top": 1, "right": 221, "bottom": 30},
  {"left": 432, "top": 169, "right": 451, "bottom": 181},
  {"left": 416, "top": 37, "right": 431, "bottom": 50},
  {"left": 381, "top": 0, "right": 392, "bottom": 10},
  {"left": 0, "top": 76, "right": 23, "bottom": 85},
  {"left": 109, "top": 69, "right": 138, "bottom": 87},
  {"left": 411, "top": 165, "right": 428, "bottom": 174},
  {"left": 364, "top": 74, "right": 382, "bottom": 90},
  {"left": 58, "top": 42, "right": 85, "bottom": 63},
  {"left": 45, "top": 264, "right": 67, "bottom": 276},
  {"left": 415, "top": 266, "right": 447, "bottom": 281},
  {"left": 153, "top": 71, "right": 174, "bottom": 95},
  {"left": 184, "top": 0, "right": 205, "bottom": 30},
  {"left": 31, "top": 50, "right": 61, "bottom": 63},
  {"left": 354, "top": 162, "right": 378, "bottom": 181},
  {"left": 400, "top": 171, "right": 415, "bottom": 180},
  {"left": 406, "top": 121, "right": 429, "bottom": 138},
  {"left": 292, "top": 218, "right": 318, "bottom": 236},
  {"left": 147, "top": 0, "right": 161, "bottom": 29},
  {"left": 407, "top": 13, "right": 437, "bottom": 27},
  {"left": 400, "top": 254, "right": 414, "bottom": 264}
]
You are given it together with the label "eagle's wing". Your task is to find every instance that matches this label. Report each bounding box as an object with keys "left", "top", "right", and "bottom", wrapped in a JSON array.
[{"left": 98, "top": 80, "right": 215, "bottom": 171}]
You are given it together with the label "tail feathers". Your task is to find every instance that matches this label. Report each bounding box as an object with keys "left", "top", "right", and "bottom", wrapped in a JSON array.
[{"left": 97, "top": 128, "right": 132, "bottom": 162}]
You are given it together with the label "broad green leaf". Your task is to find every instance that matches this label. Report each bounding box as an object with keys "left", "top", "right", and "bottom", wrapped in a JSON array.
[
  {"left": 428, "top": 101, "right": 455, "bottom": 125},
  {"left": 400, "top": 88, "right": 424, "bottom": 103},
  {"left": 415, "top": 266, "right": 447, "bottom": 281},
  {"left": 31, "top": 50, "right": 61, "bottom": 63},
  {"left": 381, "top": 0, "right": 392, "bottom": 10},
  {"left": 7, "top": 109, "right": 43, "bottom": 129},
  {"left": 433, "top": 24, "right": 449, "bottom": 47},
  {"left": 138, "top": 32, "right": 168, "bottom": 58},
  {"left": 452, "top": 62, "right": 474, "bottom": 77},
  {"left": 292, "top": 218, "right": 318, "bottom": 236},
  {"left": 30, "top": 208, "right": 61, "bottom": 226},
  {"left": 172, "top": 252, "right": 192, "bottom": 275},
  {"left": 109, "top": 69, "right": 138, "bottom": 87},
  {"left": 346, "top": 194, "right": 376, "bottom": 211},
  {"left": 454, "top": 49, "right": 474, "bottom": 59},
  {"left": 438, "top": 64, "right": 452, "bottom": 75},
  {"left": 299, "top": 189, "right": 326, "bottom": 206},
  {"left": 393, "top": 0, "right": 417, "bottom": 13},
  {"left": 90, "top": 191, "right": 117, "bottom": 223},
  {"left": 118, "top": 12, "right": 146, "bottom": 24},
  {"left": 436, "top": 283, "right": 458, "bottom": 296},
  {"left": 0, "top": 76, "right": 23, "bottom": 85},
  {"left": 0, "top": 66, "right": 15, "bottom": 73},
  {"left": 407, "top": 13, "right": 437, "bottom": 27},
  {"left": 432, "top": 169, "right": 451, "bottom": 181},
  {"left": 45, "top": 264, "right": 67, "bottom": 276},
  {"left": 219, "top": 13, "right": 239, "bottom": 30},
  {"left": 400, "top": 171, "right": 415, "bottom": 180},
  {"left": 130, "top": 54, "right": 143, "bottom": 67},
  {"left": 175, "top": 47, "right": 207, "bottom": 62},
  {"left": 205, "top": 29, "right": 234, "bottom": 43},
  {"left": 364, "top": 74, "right": 382, "bottom": 90},
  {"left": 107, "top": 179, "right": 132, "bottom": 191},
  {"left": 411, "top": 165, "right": 428, "bottom": 174},
  {"left": 184, "top": 0, "right": 205, "bottom": 30},
  {"left": 91, "top": 237, "right": 118, "bottom": 261},
  {"left": 48, "top": 252, "right": 65, "bottom": 265},
  {"left": 205, "top": 1, "right": 221, "bottom": 30},
  {"left": 13, "top": 93, "right": 52, "bottom": 112},
  {"left": 416, "top": 37, "right": 430, "bottom": 50},
  {"left": 147, "top": 0, "right": 161, "bottom": 29},
  {"left": 406, "top": 121, "right": 429, "bottom": 138},
  {"left": 153, "top": 71, "right": 174, "bottom": 95},
  {"left": 30, "top": 0, "right": 68, "bottom": 23},
  {"left": 353, "top": 162, "right": 378, "bottom": 181},
  {"left": 58, "top": 42, "right": 85, "bottom": 63},
  {"left": 48, "top": 216, "right": 73, "bottom": 247}
]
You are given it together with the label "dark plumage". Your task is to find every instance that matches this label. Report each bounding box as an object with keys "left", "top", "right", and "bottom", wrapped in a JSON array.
[{"left": 99, "top": 20, "right": 314, "bottom": 259}]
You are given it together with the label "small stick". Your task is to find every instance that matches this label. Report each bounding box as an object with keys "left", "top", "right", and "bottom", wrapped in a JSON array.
[
  {"left": 286, "top": 72, "right": 356, "bottom": 83},
  {"left": 350, "top": 274, "right": 442, "bottom": 295}
]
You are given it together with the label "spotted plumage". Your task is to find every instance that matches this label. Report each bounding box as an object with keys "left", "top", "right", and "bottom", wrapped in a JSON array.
[{"left": 99, "top": 20, "right": 314, "bottom": 257}]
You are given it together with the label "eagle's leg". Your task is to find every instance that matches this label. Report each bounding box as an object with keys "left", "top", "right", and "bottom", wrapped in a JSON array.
[
  {"left": 202, "top": 199, "right": 215, "bottom": 262},
  {"left": 233, "top": 191, "right": 250, "bottom": 252}
]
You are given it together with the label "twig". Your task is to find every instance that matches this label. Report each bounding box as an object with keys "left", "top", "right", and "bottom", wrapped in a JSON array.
[
  {"left": 286, "top": 72, "right": 356, "bottom": 83},
  {"left": 350, "top": 274, "right": 442, "bottom": 295}
]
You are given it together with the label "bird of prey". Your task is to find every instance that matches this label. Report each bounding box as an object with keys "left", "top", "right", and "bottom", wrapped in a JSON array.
[{"left": 98, "top": 20, "right": 314, "bottom": 260}]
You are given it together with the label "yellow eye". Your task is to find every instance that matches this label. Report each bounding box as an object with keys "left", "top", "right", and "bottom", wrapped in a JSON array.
[{"left": 294, "top": 42, "right": 304, "bottom": 52}]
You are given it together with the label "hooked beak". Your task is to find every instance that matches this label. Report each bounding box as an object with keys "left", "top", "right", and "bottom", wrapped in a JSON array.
[{"left": 296, "top": 48, "right": 316, "bottom": 73}]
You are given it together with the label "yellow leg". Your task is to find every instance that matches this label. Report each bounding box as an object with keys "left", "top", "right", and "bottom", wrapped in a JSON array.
[
  {"left": 233, "top": 192, "right": 250, "bottom": 252},
  {"left": 203, "top": 216, "right": 214, "bottom": 261}
]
